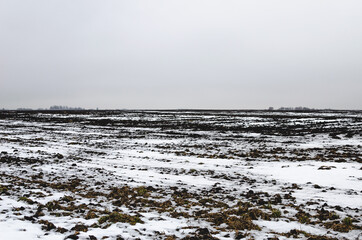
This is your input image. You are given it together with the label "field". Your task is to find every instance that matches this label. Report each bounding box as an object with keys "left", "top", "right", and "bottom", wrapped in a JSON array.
[{"left": 0, "top": 110, "right": 361, "bottom": 240}]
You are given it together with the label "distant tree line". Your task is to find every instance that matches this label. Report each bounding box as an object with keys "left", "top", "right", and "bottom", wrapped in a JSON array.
[
  {"left": 12, "top": 106, "right": 85, "bottom": 111},
  {"left": 268, "top": 106, "right": 315, "bottom": 111},
  {"left": 49, "top": 105, "right": 84, "bottom": 110},
  {"left": 16, "top": 108, "right": 33, "bottom": 110}
]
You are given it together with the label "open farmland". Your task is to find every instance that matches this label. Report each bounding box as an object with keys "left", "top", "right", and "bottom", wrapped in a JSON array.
[{"left": 0, "top": 110, "right": 361, "bottom": 240}]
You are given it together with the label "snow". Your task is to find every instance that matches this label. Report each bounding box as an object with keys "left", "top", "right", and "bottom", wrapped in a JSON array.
[{"left": 0, "top": 110, "right": 361, "bottom": 239}]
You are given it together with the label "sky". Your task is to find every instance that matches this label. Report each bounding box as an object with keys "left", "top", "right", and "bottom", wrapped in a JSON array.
[{"left": 1, "top": 0, "right": 361, "bottom": 110}]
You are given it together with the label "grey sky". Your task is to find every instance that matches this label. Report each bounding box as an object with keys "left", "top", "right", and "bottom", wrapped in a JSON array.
[{"left": 1, "top": 0, "right": 361, "bottom": 109}]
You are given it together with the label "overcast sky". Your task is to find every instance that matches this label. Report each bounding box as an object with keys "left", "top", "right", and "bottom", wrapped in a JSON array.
[{"left": 1, "top": 0, "right": 361, "bottom": 109}]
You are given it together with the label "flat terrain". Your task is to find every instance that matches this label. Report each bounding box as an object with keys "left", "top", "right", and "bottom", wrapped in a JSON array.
[{"left": 0, "top": 110, "right": 361, "bottom": 240}]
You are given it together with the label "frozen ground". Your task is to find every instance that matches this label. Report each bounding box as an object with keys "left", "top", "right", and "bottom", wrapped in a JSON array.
[{"left": 0, "top": 110, "right": 361, "bottom": 240}]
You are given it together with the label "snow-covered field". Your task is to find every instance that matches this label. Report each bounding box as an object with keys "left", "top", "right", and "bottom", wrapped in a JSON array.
[{"left": 0, "top": 110, "right": 361, "bottom": 240}]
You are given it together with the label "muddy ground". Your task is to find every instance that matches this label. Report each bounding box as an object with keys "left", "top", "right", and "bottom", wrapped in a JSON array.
[{"left": 0, "top": 110, "right": 361, "bottom": 240}]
